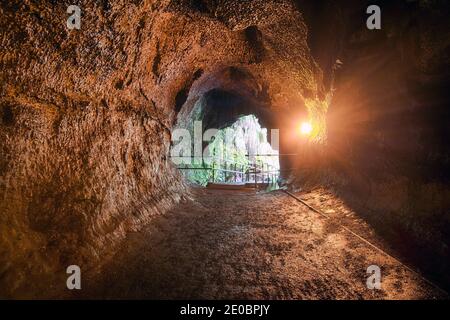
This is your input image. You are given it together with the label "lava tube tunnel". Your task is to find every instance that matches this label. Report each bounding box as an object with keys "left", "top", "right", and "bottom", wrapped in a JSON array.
[{"left": 1, "top": 0, "right": 449, "bottom": 300}]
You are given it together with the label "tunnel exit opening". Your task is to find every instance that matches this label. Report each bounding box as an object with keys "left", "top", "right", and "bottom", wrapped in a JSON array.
[{"left": 171, "top": 114, "right": 280, "bottom": 189}]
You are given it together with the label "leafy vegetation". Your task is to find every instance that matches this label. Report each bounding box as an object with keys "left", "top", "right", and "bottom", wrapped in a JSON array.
[{"left": 183, "top": 115, "right": 280, "bottom": 186}]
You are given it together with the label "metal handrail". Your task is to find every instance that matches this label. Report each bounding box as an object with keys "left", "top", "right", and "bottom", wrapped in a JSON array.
[
  {"left": 170, "top": 154, "right": 297, "bottom": 158},
  {"left": 171, "top": 152, "right": 286, "bottom": 187}
]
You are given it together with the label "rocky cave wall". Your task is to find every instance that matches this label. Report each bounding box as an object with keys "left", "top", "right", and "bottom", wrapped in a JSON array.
[
  {"left": 297, "top": 0, "right": 450, "bottom": 283},
  {"left": 1, "top": 0, "right": 449, "bottom": 297},
  {"left": 0, "top": 0, "right": 326, "bottom": 297}
]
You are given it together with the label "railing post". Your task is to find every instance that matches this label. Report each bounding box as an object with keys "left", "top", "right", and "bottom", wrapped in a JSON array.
[
  {"left": 254, "top": 160, "right": 257, "bottom": 190},
  {"left": 263, "top": 163, "right": 266, "bottom": 184}
]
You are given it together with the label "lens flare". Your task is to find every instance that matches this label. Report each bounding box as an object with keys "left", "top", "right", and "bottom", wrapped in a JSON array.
[{"left": 300, "top": 122, "right": 313, "bottom": 135}]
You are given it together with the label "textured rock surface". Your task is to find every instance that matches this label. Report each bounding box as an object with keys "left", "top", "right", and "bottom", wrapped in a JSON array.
[
  {"left": 0, "top": 0, "right": 188, "bottom": 297},
  {"left": 77, "top": 188, "right": 445, "bottom": 299},
  {"left": 295, "top": 0, "right": 450, "bottom": 287},
  {"left": 1, "top": 0, "right": 449, "bottom": 298},
  {"left": 0, "top": 0, "right": 325, "bottom": 298}
]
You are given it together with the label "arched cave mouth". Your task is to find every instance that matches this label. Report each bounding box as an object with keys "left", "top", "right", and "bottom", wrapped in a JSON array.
[
  {"left": 172, "top": 113, "right": 281, "bottom": 187},
  {"left": 170, "top": 81, "right": 281, "bottom": 188}
]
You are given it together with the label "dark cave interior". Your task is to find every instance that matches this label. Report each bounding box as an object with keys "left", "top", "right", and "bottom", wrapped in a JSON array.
[{"left": 0, "top": 0, "right": 449, "bottom": 298}]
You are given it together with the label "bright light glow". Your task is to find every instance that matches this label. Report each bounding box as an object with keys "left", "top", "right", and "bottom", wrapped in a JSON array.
[{"left": 300, "top": 122, "right": 313, "bottom": 135}]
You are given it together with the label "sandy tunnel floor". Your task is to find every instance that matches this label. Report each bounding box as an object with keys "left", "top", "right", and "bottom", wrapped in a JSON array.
[{"left": 78, "top": 187, "right": 446, "bottom": 299}]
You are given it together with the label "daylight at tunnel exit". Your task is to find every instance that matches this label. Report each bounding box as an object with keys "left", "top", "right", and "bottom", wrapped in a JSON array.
[{"left": 1, "top": 0, "right": 450, "bottom": 309}]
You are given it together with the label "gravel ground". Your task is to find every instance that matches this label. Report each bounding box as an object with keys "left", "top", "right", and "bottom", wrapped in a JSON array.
[{"left": 77, "top": 187, "right": 446, "bottom": 299}]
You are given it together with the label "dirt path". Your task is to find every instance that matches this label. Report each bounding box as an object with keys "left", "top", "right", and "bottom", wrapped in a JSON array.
[{"left": 80, "top": 188, "right": 446, "bottom": 299}]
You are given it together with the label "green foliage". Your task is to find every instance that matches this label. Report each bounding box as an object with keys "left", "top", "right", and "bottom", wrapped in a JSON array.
[{"left": 184, "top": 115, "right": 279, "bottom": 186}]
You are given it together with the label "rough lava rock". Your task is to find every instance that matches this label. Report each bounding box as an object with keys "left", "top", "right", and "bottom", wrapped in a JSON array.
[{"left": 1, "top": 0, "right": 449, "bottom": 297}]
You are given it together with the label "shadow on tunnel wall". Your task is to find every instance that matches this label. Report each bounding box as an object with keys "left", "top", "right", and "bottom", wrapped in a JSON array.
[{"left": 293, "top": 0, "right": 450, "bottom": 289}]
